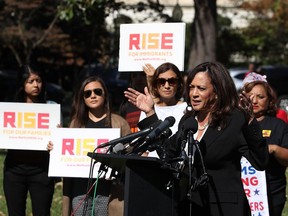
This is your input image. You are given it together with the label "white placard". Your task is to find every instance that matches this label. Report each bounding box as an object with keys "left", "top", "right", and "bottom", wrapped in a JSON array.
[
  {"left": 0, "top": 102, "right": 61, "bottom": 150},
  {"left": 118, "top": 23, "right": 186, "bottom": 72},
  {"left": 241, "top": 157, "right": 269, "bottom": 215},
  {"left": 48, "top": 128, "right": 120, "bottom": 178}
]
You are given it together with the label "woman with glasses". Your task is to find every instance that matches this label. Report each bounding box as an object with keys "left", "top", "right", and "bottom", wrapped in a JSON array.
[
  {"left": 140, "top": 62, "right": 186, "bottom": 135},
  {"left": 49, "top": 76, "right": 130, "bottom": 216},
  {"left": 3, "top": 64, "right": 56, "bottom": 215}
]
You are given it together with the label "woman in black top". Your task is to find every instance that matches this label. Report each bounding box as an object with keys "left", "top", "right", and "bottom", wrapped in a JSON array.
[
  {"left": 242, "top": 73, "right": 288, "bottom": 216},
  {"left": 60, "top": 76, "right": 130, "bottom": 216},
  {"left": 125, "top": 62, "right": 269, "bottom": 216},
  {"left": 4, "top": 64, "right": 55, "bottom": 215}
]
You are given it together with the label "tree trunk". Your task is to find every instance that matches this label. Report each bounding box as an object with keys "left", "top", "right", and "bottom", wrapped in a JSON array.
[{"left": 188, "top": 0, "right": 217, "bottom": 70}]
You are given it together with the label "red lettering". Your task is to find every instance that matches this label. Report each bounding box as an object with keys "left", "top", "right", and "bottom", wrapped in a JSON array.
[
  {"left": 62, "top": 139, "right": 74, "bottom": 155},
  {"left": 3, "top": 112, "right": 50, "bottom": 128},
  {"left": 38, "top": 113, "right": 49, "bottom": 129},
  {"left": 129, "top": 33, "right": 173, "bottom": 50},
  {"left": 242, "top": 176, "right": 258, "bottom": 186},
  {"left": 97, "top": 139, "right": 109, "bottom": 153},
  {"left": 244, "top": 188, "right": 251, "bottom": 197},
  {"left": 129, "top": 34, "right": 140, "bottom": 50},
  {"left": 250, "top": 201, "right": 264, "bottom": 211},
  {"left": 3, "top": 112, "right": 16, "bottom": 127},
  {"left": 250, "top": 176, "right": 258, "bottom": 186},
  {"left": 161, "top": 33, "right": 173, "bottom": 49}
]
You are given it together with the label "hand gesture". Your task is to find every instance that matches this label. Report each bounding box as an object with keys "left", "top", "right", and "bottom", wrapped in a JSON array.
[
  {"left": 142, "top": 63, "right": 155, "bottom": 77},
  {"left": 47, "top": 141, "right": 54, "bottom": 152},
  {"left": 239, "top": 91, "right": 254, "bottom": 124},
  {"left": 124, "top": 87, "right": 155, "bottom": 116}
]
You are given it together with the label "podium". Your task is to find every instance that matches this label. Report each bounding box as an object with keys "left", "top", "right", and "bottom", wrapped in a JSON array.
[{"left": 87, "top": 152, "right": 177, "bottom": 216}]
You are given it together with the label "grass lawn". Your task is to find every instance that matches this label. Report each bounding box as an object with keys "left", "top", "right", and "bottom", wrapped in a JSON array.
[{"left": 0, "top": 150, "right": 287, "bottom": 215}]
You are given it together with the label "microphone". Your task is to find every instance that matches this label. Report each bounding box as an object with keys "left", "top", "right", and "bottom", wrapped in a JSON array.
[
  {"left": 111, "top": 143, "right": 125, "bottom": 154},
  {"left": 97, "top": 123, "right": 160, "bottom": 149},
  {"left": 130, "top": 116, "right": 175, "bottom": 155},
  {"left": 145, "top": 116, "right": 176, "bottom": 142},
  {"left": 181, "top": 116, "right": 198, "bottom": 140},
  {"left": 174, "top": 116, "right": 198, "bottom": 178},
  {"left": 182, "top": 116, "right": 198, "bottom": 156}
]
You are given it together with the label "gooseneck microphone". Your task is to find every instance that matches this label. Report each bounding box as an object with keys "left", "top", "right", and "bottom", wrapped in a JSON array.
[
  {"left": 173, "top": 116, "right": 198, "bottom": 178},
  {"left": 130, "top": 116, "right": 176, "bottom": 155},
  {"left": 145, "top": 116, "right": 176, "bottom": 142},
  {"left": 97, "top": 126, "right": 154, "bottom": 149}
]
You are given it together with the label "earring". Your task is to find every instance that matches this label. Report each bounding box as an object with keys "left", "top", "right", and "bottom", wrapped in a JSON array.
[{"left": 186, "top": 104, "right": 193, "bottom": 111}]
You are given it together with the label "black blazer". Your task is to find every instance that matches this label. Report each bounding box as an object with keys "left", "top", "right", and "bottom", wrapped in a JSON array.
[{"left": 138, "top": 109, "right": 269, "bottom": 216}]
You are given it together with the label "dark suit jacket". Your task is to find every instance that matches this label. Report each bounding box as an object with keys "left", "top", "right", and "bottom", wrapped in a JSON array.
[{"left": 138, "top": 109, "right": 269, "bottom": 216}]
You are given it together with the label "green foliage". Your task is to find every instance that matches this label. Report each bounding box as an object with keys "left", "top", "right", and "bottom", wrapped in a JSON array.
[{"left": 238, "top": 0, "right": 288, "bottom": 64}]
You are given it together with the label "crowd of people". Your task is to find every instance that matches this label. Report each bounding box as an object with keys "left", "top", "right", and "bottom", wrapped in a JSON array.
[{"left": 2, "top": 60, "right": 288, "bottom": 216}]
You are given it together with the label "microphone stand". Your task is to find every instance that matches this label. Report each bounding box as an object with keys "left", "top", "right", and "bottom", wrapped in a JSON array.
[{"left": 187, "top": 130, "right": 195, "bottom": 216}]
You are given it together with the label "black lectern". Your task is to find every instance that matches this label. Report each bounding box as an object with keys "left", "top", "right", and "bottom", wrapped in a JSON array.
[{"left": 87, "top": 153, "right": 177, "bottom": 216}]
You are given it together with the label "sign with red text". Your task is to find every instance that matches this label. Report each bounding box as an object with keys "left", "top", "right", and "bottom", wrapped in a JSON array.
[
  {"left": 118, "top": 23, "right": 186, "bottom": 71},
  {"left": 241, "top": 157, "right": 269, "bottom": 215},
  {"left": 0, "top": 102, "right": 60, "bottom": 150},
  {"left": 48, "top": 128, "right": 120, "bottom": 178}
]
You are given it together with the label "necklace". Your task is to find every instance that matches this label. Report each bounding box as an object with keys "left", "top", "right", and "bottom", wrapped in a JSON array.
[
  {"left": 198, "top": 122, "right": 209, "bottom": 131},
  {"left": 196, "top": 115, "right": 210, "bottom": 131}
]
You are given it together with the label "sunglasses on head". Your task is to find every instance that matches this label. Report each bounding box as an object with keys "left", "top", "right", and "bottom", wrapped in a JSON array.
[
  {"left": 83, "top": 88, "right": 103, "bottom": 98},
  {"left": 156, "top": 78, "right": 178, "bottom": 86}
]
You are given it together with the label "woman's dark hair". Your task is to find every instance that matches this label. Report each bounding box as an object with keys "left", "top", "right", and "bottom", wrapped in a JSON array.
[
  {"left": 243, "top": 81, "right": 277, "bottom": 117},
  {"left": 185, "top": 62, "right": 239, "bottom": 129},
  {"left": 70, "top": 76, "right": 111, "bottom": 128},
  {"left": 16, "top": 64, "right": 46, "bottom": 103},
  {"left": 150, "top": 62, "right": 184, "bottom": 100}
]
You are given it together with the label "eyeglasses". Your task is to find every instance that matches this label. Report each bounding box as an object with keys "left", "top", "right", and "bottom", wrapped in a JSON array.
[
  {"left": 83, "top": 88, "right": 103, "bottom": 98},
  {"left": 156, "top": 78, "right": 178, "bottom": 86}
]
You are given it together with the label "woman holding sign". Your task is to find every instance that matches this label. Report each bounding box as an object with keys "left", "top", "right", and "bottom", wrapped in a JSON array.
[
  {"left": 59, "top": 76, "right": 130, "bottom": 216},
  {"left": 3, "top": 64, "right": 56, "bottom": 215},
  {"left": 242, "top": 73, "right": 288, "bottom": 216}
]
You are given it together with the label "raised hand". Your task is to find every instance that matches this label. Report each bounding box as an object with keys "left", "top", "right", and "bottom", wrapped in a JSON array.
[
  {"left": 142, "top": 63, "right": 156, "bottom": 77},
  {"left": 124, "top": 86, "right": 155, "bottom": 116},
  {"left": 239, "top": 91, "right": 254, "bottom": 124}
]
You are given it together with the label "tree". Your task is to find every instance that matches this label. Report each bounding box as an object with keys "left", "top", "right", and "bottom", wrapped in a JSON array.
[
  {"left": 188, "top": 0, "right": 217, "bottom": 69},
  {"left": 0, "top": 0, "right": 64, "bottom": 67},
  {"left": 239, "top": 0, "right": 288, "bottom": 64}
]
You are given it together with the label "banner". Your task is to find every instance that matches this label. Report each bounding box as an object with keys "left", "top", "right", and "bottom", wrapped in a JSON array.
[
  {"left": 118, "top": 23, "right": 186, "bottom": 72},
  {"left": 48, "top": 128, "right": 120, "bottom": 178},
  {"left": 0, "top": 102, "right": 61, "bottom": 150},
  {"left": 241, "top": 157, "right": 270, "bottom": 215}
]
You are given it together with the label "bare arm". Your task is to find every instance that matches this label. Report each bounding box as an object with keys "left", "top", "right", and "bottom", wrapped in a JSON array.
[
  {"left": 62, "top": 195, "right": 70, "bottom": 216},
  {"left": 269, "top": 144, "right": 288, "bottom": 166},
  {"left": 142, "top": 63, "right": 155, "bottom": 92}
]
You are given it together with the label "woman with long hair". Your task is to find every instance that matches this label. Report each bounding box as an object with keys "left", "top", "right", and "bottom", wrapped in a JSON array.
[
  {"left": 4, "top": 64, "right": 55, "bottom": 215},
  {"left": 51, "top": 76, "right": 130, "bottom": 216}
]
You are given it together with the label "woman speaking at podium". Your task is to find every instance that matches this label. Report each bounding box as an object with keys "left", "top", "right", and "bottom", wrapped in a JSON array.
[{"left": 125, "top": 62, "right": 269, "bottom": 216}]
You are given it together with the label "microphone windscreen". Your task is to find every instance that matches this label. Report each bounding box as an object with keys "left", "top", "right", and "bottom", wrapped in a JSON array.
[
  {"left": 112, "top": 143, "right": 124, "bottom": 154},
  {"left": 166, "top": 116, "right": 176, "bottom": 127},
  {"left": 183, "top": 116, "right": 198, "bottom": 134}
]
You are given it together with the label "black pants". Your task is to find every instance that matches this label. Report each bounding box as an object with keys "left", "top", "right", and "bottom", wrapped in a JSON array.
[{"left": 4, "top": 170, "right": 55, "bottom": 216}]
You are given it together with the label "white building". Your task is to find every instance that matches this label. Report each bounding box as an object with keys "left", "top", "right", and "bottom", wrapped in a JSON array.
[{"left": 108, "top": 0, "right": 252, "bottom": 28}]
